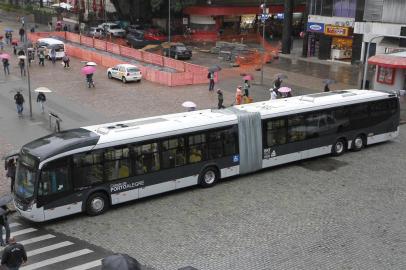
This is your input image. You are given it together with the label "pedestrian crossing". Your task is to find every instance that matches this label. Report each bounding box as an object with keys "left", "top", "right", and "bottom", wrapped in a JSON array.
[{"left": 1, "top": 220, "right": 111, "bottom": 270}]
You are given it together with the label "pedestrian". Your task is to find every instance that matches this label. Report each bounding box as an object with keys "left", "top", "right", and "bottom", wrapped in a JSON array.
[
  {"left": 5, "top": 159, "right": 16, "bottom": 192},
  {"left": 27, "top": 49, "right": 34, "bottom": 66},
  {"left": 62, "top": 54, "right": 70, "bottom": 68},
  {"left": 18, "top": 58, "right": 26, "bottom": 77},
  {"left": 324, "top": 84, "right": 330, "bottom": 92},
  {"left": 38, "top": 49, "right": 45, "bottom": 66},
  {"left": 208, "top": 71, "right": 215, "bottom": 91},
  {"left": 0, "top": 38, "right": 4, "bottom": 51},
  {"left": 0, "top": 205, "right": 11, "bottom": 246},
  {"left": 217, "top": 89, "right": 225, "bottom": 109},
  {"left": 18, "top": 27, "right": 25, "bottom": 43},
  {"left": 5, "top": 31, "right": 11, "bottom": 45},
  {"left": 21, "top": 16, "right": 25, "bottom": 27},
  {"left": 1, "top": 237, "right": 27, "bottom": 270},
  {"left": 2, "top": 58, "right": 10, "bottom": 75},
  {"left": 17, "top": 48, "right": 24, "bottom": 56},
  {"left": 36, "top": 92, "right": 46, "bottom": 113},
  {"left": 63, "top": 24, "right": 68, "bottom": 32},
  {"left": 273, "top": 77, "right": 282, "bottom": 97},
  {"left": 48, "top": 21, "right": 52, "bottom": 32},
  {"left": 50, "top": 47, "right": 56, "bottom": 64},
  {"left": 235, "top": 86, "right": 243, "bottom": 105},
  {"left": 12, "top": 44, "right": 17, "bottom": 55},
  {"left": 14, "top": 91, "right": 24, "bottom": 115},
  {"left": 243, "top": 80, "right": 250, "bottom": 97},
  {"left": 270, "top": 88, "right": 278, "bottom": 100},
  {"left": 30, "top": 26, "right": 35, "bottom": 33},
  {"left": 86, "top": 73, "right": 95, "bottom": 88}
]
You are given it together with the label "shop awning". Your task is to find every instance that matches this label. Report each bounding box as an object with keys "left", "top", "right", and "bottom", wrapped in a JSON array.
[
  {"left": 369, "top": 52, "right": 406, "bottom": 68},
  {"left": 183, "top": 5, "right": 305, "bottom": 16}
]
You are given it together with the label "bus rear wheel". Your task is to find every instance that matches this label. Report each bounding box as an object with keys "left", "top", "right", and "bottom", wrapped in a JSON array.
[
  {"left": 352, "top": 134, "right": 365, "bottom": 151},
  {"left": 86, "top": 192, "right": 109, "bottom": 216},
  {"left": 332, "top": 138, "right": 346, "bottom": 156},
  {"left": 199, "top": 167, "right": 219, "bottom": 188}
]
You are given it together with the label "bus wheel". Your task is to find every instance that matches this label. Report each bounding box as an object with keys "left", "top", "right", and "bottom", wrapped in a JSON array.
[
  {"left": 86, "top": 192, "right": 109, "bottom": 216},
  {"left": 352, "top": 135, "right": 365, "bottom": 151},
  {"left": 199, "top": 167, "right": 219, "bottom": 188},
  {"left": 332, "top": 138, "right": 346, "bottom": 156}
]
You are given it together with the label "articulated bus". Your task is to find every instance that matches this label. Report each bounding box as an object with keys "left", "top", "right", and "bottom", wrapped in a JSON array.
[{"left": 11, "top": 90, "right": 400, "bottom": 222}]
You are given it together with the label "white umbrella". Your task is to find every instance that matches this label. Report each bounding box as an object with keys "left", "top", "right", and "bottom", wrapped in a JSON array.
[
  {"left": 86, "top": 62, "right": 97, "bottom": 66},
  {"left": 18, "top": 55, "right": 27, "bottom": 59},
  {"left": 34, "top": 87, "right": 52, "bottom": 93},
  {"left": 182, "top": 101, "right": 196, "bottom": 108}
]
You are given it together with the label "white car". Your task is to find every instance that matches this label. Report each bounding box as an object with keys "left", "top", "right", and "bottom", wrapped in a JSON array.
[
  {"left": 98, "top": 23, "right": 126, "bottom": 37},
  {"left": 107, "top": 64, "right": 142, "bottom": 83}
]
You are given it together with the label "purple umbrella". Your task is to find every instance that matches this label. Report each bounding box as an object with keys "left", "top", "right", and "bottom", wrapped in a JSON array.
[
  {"left": 81, "top": 66, "right": 96, "bottom": 75},
  {"left": 0, "top": 53, "right": 10, "bottom": 60}
]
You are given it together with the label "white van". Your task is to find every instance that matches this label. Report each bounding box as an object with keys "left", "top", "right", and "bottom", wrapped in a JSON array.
[{"left": 37, "top": 38, "right": 65, "bottom": 59}]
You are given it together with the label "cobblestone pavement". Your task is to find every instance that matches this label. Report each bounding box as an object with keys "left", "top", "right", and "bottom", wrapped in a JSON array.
[{"left": 1, "top": 13, "right": 406, "bottom": 270}]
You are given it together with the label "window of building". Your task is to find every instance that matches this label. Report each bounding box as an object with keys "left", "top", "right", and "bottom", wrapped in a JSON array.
[
  {"left": 161, "top": 137, "right": 186, "bottom": 169},
  {"left": 104, "top": 147, "right": 131, "bottom": 181}
]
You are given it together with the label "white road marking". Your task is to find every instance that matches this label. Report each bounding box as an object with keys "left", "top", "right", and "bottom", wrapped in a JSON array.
[
  {"left": 20, "top": 249, "right": 94, "bottom": 270},
  {"left": 9, "top": 222, "right": 21, "bottom": 228},
  {"left": 10, "top": 228, "right": 37, "bottom": 237},
  {"left": 19, "top": 234, "right": 56, "bottom": 246},
  {"left": 64, "top": 259, "right": 102, "bottom": 270},
  {"left": 27, "top": 241, "right": 74, "bottom": 257}
]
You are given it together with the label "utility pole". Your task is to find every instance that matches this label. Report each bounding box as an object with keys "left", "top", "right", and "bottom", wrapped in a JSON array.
[
  {"left": 23, "top": 25, "right": 32, "bottom": 118},
  {"left": 260, "top": 2, "right": 267, "bottom": 85},
  {"left": 168, "top": 0, "right": 171, "bottom": 42},
  {"left": 282, "top": 0, "right": 293, "bottom": 54}
]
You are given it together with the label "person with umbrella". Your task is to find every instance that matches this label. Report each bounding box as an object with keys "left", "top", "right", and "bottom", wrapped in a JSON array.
[
  {"left": 18, "top": 56, "right": 26, "bottom": 76},
  {"left": 101, "top": 253, "right": 142, "bottom": 270},
  {"left": 62, "top": 53, "right": 70, "bottom": 68},
  {"left": 82, "top": 65, "right": 96, "bottom": 88},
  {"left": 36, "top": 92, "right": 46, "bottom": 113},
  {"left": 5, "top": 30, "right": 12, "bottom": 45},
  {"left": 18, "top": 27, "right": 25, "bottom": 43},
  {"left": 208, "top": 71, "right": 215, "bottom": 91},
  {"left": 182, "top": 101, "right": 196, "bottom": 112},
  {"left": 50, "top": 47, "right": 56, "bottom": 64},
  {"left": 1, "top": 236, "right": 27, "bottom": 269},
  {"left": 14, "top": 91, "right": 24, "bottom": 115},
  {"left": 323, "top": 79, "right": 335, "bottom": 92},
  {"left": 1, "top": 54, "right": 10, "bottom": 75},
  {"left": 217, "top": 89, "right": 225, "bottom": 109}
]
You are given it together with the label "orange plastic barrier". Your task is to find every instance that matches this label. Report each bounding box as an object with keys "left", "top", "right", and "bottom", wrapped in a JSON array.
[
  {"left": 163, "top": 57, "right": 185, "bottom": 72},
  {"left": 106, "top": 42, "right": 120, "bottom": 55},
  {"left": 171, "top": 72, "right": 193, "bottom": 86},
  {"left": 94, "top": 39, "right": 106, "bottom": 51},
  {"left": 81, "top": 36, "right": 94, "bottom": 47}
]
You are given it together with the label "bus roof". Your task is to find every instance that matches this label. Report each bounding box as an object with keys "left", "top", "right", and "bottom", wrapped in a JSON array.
[
  {"left": 83, "top": 89, "right": 391, "bottom": 146},
  {"left": 37, "top": 38, "right": 65, "bottom": 45}
]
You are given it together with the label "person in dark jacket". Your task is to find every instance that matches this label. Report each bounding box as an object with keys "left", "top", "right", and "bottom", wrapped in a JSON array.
[
  {"left": 14, "top": 91, "right": 24, "bottom": 115},
  {"left": 208, "top": 71, "right": 215, "bottom": 91},
  {"left": 18, "top": 58, "right": 26, "bottom": 77},
  {"left": 217, "top": 89, "right": 225, "bottom": 109},
  {"left": 0, "top": 206, "right": 11, "bottom": 246},
  {"left": 18, "top": 27, "right": 25, "bottom": 42},
  {"left": 2, "top": 58, "right": 10, "bottom": 75},
  {"left": 1, "top": 237, "right": 27, "bottom": 270},
  {"left": 324, "top": 84, "right": 330, "bottom": 92},
  {"left": 6, "top": 159, "right": 16, "bottom": 192}
]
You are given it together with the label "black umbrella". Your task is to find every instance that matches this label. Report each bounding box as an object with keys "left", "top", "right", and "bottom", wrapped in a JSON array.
[
  {"left": 208, "top": 65, "right": 221, "bottom": 72},
  {"left": 0, "top": 194, "right": 13, "bottom": 207},
  {"left": 102, "top": 254, "right": 142, "bottom": 270},
  {"left": 275, "top": 73, "right": 288, "bottom": 79}
]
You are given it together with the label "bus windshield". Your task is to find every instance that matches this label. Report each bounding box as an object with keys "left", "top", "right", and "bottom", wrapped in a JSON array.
[{"left": 15, "top": 162, "right": 37, "bottom": 200}]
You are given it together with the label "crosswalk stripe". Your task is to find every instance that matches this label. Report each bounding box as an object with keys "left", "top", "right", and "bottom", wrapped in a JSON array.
[
  {"left": 64, "top": 259, "right": 102, "bottom": 270},
  {"left": 9, "top": 222, "right": 21, "bottom": 228},
  {"left": 11, "top": 228, "right": 37, "bottom": 237},
  {"left": 19, "top": 234, "right": 56, "bottom": 246},
  {"left": 20, "top": 249, "right": 94, "bottom": 270},
  {"left": 27, "top": 241, "right": 74, "bottom": 257}
]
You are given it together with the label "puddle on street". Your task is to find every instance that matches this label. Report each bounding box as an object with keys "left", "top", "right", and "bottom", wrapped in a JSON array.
[{"left": 298, "top": 157, "right": 349, "bottom": 172}]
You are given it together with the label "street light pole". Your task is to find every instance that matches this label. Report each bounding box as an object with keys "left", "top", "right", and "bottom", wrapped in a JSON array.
[
  {"left": 23, "top": 25, "right": 33, "bottom": 118},
  {"left": 362, "top": 34, "right": 406, "bottom": 89},
  {"left": 260, "top": 2, "right": 266, "bottom": 85},
  {"left": 168, "top": 0, "right": 171, "bottom": 42}
]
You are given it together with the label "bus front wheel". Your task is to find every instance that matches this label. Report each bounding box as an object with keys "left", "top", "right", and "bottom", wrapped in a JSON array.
[
  {"left": 199, "top": 167, "right": 219, "bottom": 188},
  {"left": 332, "top": 138, "right": 346, "bottom": 156},
  {"left": 86, "top": 192, "right": 109, "bottom": 216}
]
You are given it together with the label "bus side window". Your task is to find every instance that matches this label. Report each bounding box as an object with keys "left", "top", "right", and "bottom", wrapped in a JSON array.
[
  {"left": 104, "top": 147, "right": 131, "bottom": 181},
  {"left": 73, "top": 152, "right": 103, "bottom": 187},
  {"left": 132, "top": 143, "right": 160, "bottom": 174},
  {"left": 266, "top": 119, "right": 286, "bottom": 147},
  {"left": 39, "top": 158, "right": 70, "bottom": 197},
  {"left": 161, "top": 137, "right": 186, "bottom": 169},
  {"left": 188, "top": 134, "right": 207, "bottom": 163}
]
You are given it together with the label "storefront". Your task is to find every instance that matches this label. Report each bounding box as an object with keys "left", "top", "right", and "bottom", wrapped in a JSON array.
[{"left": 324, "top": 25, "right": 353, "bottom": 60}]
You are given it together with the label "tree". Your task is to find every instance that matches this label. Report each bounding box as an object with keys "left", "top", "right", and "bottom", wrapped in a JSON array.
[{"left": 281, "top": 0, "right": 293, "bottom": 54}]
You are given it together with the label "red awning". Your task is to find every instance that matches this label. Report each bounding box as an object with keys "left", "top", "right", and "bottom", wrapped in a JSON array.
[
  {"left": 369, "top": 54, "right": 406, "bottom": 69},
  {"left": 184, "top": 5, "right": 305, "bottom": 16}
]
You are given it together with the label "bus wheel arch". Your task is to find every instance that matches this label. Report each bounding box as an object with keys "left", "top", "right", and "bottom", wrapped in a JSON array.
[
  {"left": 85, "top": 191, "right": 110, "bottom": 216},
  {"left": 199, "top": 165, "right": 220, "bottom": 188},
  {"left": 332, "top": 137, "right": 347, "bottom": 156},
  {"left": 352, "top": 134, "right": 366, "bottom": 151}
]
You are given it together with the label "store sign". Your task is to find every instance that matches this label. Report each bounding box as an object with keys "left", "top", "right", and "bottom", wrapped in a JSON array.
[
  {"left": 307, "top": 22, "right": 324, "bottom": 33},
  {"left": 324, "top": 25, "right": 351, "bottom": 36}
]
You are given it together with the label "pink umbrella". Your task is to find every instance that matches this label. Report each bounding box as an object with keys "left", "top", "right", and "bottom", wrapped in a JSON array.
[
  {"left": 278, "top": 87, "right": 292, "bottom": 93},
  {"left": 81, "top": 66, "right": 96, "bottom": 75},
  {"left": 0, "top": 53, "right": 10, "bottom": 60},
  {"left": 243, "top": 74, "right": 254, "bottom": 81}
]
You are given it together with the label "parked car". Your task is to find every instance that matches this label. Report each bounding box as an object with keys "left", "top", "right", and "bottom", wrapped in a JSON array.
[
  {"left": 88, "top": 27, "right": 105, "bottom": 38},
  {"left": 98, "top": 23, "right": 126, "bottom": 37},
  {"left": 126, "top": 24, "right": 145, "bottom": 35},
  {"left": 163, "top": 43, "right": 192, "bottom": 60},
  {"left": 126, "top": 32, "right": 161, "bottom": 49},
  {"left": 107, "top": 64, "right": 142, "bottom": 83}
]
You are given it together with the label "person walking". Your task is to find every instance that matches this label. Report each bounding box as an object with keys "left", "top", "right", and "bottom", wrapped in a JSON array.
[
  {"left": 38, "top": 49, "right": 45, "bottom": 66},
  {"left": 217, "top": 89, "right": 225, "bottom": 109},
  {"left": 14, "top": 91, "right": 24, "bottom": 115},
  {"left": 5, "top": 31, "right": 11, "bottom": 45},
  {"left": 273, "top": 77, "right": 282, "bottom": 97},
  {"left": 270, "top": 88, "right": 278, "bottom": 100},
  {"left": 208, "top": 71, "right": 215, "bottom": 91},
  {"left": 62, "top": 54, "right": 70, "bottom": 68},
  {"left": 1, "top": 237, "right": 27, "bottom": 270},
  {"left": 63, "top": 24, "right": 68, "bottom": 32},
  {"left": 324, "top": 84, "right": 330, "bottom": 92},
  {"left": 0, "top": 205, "right": 11, "bottom": 247},
  {"left": 243, "top": 80, "right": 250, "bottom": 97},
  {"left": 36, "top": 92, "right": 46, "bottom": 113},
  {"left": 2, "top": 58, "right": 10, "bottom": 75},
  {"left": 18, "top": 27, "right": 25, "bottom": 43},
  {"left": 18, "top": 58, "right": 26, "bottom": 77},
  {"left": 86, "top": 73, "right": 95, "bottom": 88},
  {"left": 6, "top": 159, "right": 16, "bottom": 192},
  {"left": 50, "top": 48, "right": 56, "bottom": 64},
  {"left": 235, "top": 86, "right": 243, "bottom": 105}
]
